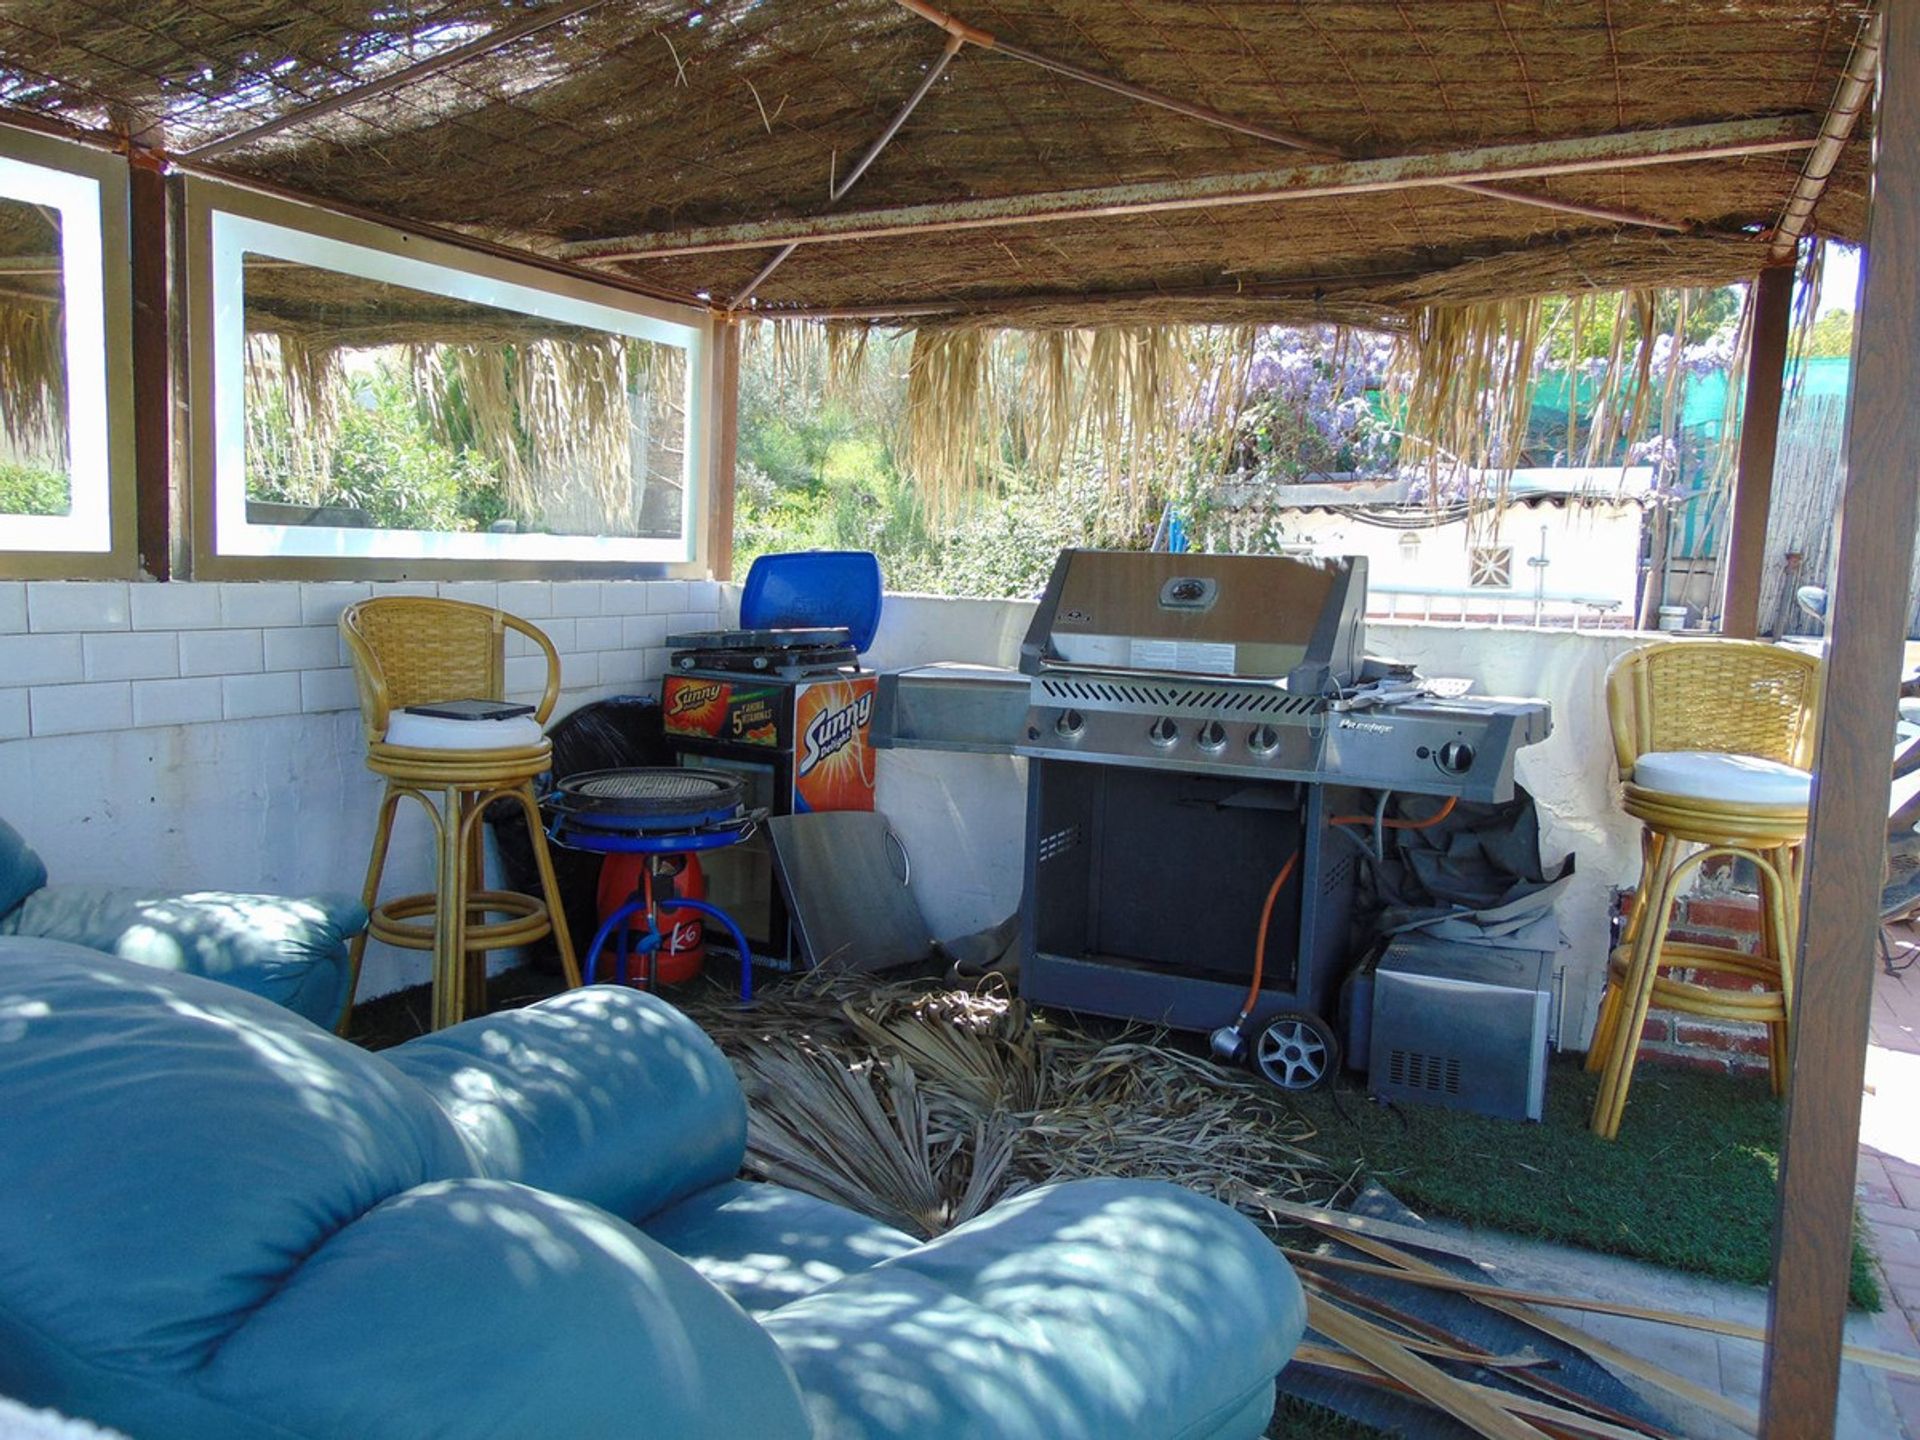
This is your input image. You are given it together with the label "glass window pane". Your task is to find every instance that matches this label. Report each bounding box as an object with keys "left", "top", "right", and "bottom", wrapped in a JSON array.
[
  {"left": 0, "top": 153, "right": 111, "bottom": 555},
  {"left": 209, "top": 208, "right": 703, "bottom": 566}
]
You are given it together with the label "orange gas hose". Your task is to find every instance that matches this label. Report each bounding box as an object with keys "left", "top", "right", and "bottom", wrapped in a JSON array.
[
  {"left": 1237, "top": 796, "right": 1460, "bottom": 1017},
  {"left": 1330, "top": 795, "right": 1459, "bottom": 830}
]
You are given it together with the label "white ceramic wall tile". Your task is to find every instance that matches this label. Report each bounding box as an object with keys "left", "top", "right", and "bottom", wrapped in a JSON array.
[
  {"left": 644, "top": 581, "right": 690, "bottom": 614},
  {"left": 31, "top": 682, "right": 131, "bottom": 736},
  {"left": 222, "top": 671, "right": 301, "bottom": 720},
  {"left": 549, "top": 583, "right": 603, "bottom": 617},
  {"left": 504, "top": 655, "right": 548, "bottom": 694},
  {"left": 597, "top": 650, "right": 646, "bottom": 686},
  {"left": 0, "top": 583, "right": 25, "bottom": 635},
  {"left": 438, "top": 581, "right": 497, "bottom": 608},
  {"left": 559, "top": 653, "right": 599, "bottom": 689},
  {"left": 129, "top": 582, "right": 222, "bottom": 631},
  {"left": 496, "top": 581, "right": 552, "bottom": 618},
  {"left": 641, "top": 647, "right": 670, "bottom": 680},
  {"left": 179, "top": 628, "right": 264, "bottom": 677},
  {"left": 367, "top": 581, "right": 439, "bottom": 599},
  {"left": 300, "top": 668, "right": 359, "bottom": 713},
  {"left": 0, "top": 633, "right": 84, "bottom": 686},
  {"left": 573, "top": 616, "right": 622, "bottom": 652},
  {"left": 299, "top": 581, "right": 371, "bottom": 627},
  {"left": 27, "top": 582, "right": 130, "bottom": 633},
  {"left": 263, "top": 626, "right": 342, "bottom": 672},
  {"left": 622, "top": 615, "right": 668, "bottom": 648},
  {"left": 221, "top": 582, "right": 302, "bottom": 628},
  {"left": 0, "top": 688, "right": 26, "bottom": 740},
  {"left": 541, "top": 618, "right": 577, "bottom": 652},
  {"left": 132, "top": 677, "right": 224, "bottom": 728},
  {"left": 83, "top": 631, "right": 179, "bottom": 682},
  {"left": 686, "top": 579, "right": 720, "bottom": 611},
  {"left": 599, "top": 582, "right": 652, "bottom": 615},
  {"left": 680, "top": 611, "right": 720, "bottom": 633}
]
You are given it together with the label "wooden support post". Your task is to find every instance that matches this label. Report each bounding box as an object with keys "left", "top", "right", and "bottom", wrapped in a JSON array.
[
  {"left": 705, "top": 318, "right": 741, "bottom": 582},
  {"left": 128, "top": 154, "right": 171, "bottom": 581},
  {"left": 1761, "top": 9, "right": 1917, "bottom": 1435},
  {"left": 1722, "top": 262, "right": 1795, "bottom": 637}
]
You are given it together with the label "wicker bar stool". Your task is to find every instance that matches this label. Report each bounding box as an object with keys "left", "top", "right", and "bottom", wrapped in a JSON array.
[
  {"left": 337, "top": 598, "right": 581, "bottom": 1033},
  {"left": 1586, "top": 638, "right": 1820, "bottom": 1139}
]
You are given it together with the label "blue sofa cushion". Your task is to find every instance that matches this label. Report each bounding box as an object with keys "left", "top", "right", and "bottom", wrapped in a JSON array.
[
  {"left": 0, "top": 816, "right": 47, "bottom": 919},
  {"left": 0, "top": 886, "right": 363, "bottom": 1028},
  {"left": 646, "top": 1179, "right": 919, "bottom": 1316},
  {"left": 201, "top": 1180, "right": 814, "bottom": 1440},
  {"left": 0, "top": 943, "right": 470, "bottom": 1375},
  {"left": 385, "top": 985, "right": 748, "bottom": 1220},
  {"left": 760, "top": 1179, "right": 1305, "bottom": 1440}
]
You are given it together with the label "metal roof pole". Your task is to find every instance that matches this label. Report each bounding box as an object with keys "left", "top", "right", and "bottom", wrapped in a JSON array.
[{"left": 1761, "top": 3, "right": 1917, "bottom": 1433}]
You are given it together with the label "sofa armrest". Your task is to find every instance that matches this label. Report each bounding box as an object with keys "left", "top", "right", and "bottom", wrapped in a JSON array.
[
  {"left": 202, "top": 1179, "right": 813, "bottom": 1440},
  {"left": 759, "top": 1179, "right": 1306, "bottom": 1440},
  {"left": 385, "top": 986, "right": 748, "bottom": 1222},
  {"left": 0, "top": 886, "right": 363, "bottom": 1028}
]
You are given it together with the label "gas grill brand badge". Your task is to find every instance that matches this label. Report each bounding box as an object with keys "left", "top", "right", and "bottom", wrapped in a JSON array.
[
  {"left": 1337, "top": 717, "right": 1394, "bottom": 735},
  {"left": 793, "top": 677, "right": 878, "bottom": 813}
]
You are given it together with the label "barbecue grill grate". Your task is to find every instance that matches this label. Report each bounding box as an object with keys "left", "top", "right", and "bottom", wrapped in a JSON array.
[{"left": 1038, "top": 677, "right": 1321, "bottom": 716}]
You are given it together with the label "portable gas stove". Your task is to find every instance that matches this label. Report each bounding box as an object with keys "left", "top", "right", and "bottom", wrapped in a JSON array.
[{"left": 660, "top": 552, "right": 884, "bottom": 966}]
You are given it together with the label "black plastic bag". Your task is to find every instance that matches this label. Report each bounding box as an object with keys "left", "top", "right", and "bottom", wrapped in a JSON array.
[{"left": 487, "top": 696, "right": 675, "bottom": 973}]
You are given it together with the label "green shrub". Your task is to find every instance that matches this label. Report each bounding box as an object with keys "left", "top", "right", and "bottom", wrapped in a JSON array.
[{"left": 0, "top": 459, "right": 70, "bottom": 516}]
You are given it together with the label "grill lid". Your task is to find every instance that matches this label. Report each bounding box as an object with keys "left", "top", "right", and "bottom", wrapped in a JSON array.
[{"left": 1020, "top": 549, "right": 1367, "bottom": 694}]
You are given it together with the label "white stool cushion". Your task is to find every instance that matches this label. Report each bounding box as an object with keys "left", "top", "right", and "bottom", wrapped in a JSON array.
[
  {"left": 1632, "top": 750, "right": 1811, "bottom": 807},
  {"left": 382, "top": 710, "right": 545, "bottom": 751}
]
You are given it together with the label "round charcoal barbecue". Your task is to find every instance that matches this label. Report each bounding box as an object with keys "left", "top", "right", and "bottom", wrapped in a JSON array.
[{"left": 545, "top": 767, "right": 765, "bottom": 1000}]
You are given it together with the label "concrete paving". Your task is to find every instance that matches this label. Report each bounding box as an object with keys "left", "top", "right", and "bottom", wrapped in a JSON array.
[{"left": 1411, "top": 1214, "right": 1913, "bottom": 1438}]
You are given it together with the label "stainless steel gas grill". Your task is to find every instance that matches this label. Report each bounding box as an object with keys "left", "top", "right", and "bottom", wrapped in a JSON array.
[{"left": 1008, "top": 548, "right": 1552, "bottom": 1088}]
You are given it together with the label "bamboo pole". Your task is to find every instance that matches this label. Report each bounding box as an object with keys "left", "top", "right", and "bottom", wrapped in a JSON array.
[
  {"left": 887, "top": 0, "right": 1687, "bottom": 235},
  {"left": 565, "top": 116, "right": 1818, "bottom": 262},
  {"left": 730, "top": 33, "right": 964, "bottom": 308}
]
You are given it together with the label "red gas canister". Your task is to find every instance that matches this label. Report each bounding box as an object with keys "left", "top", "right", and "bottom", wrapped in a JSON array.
[{"left": 595, "top": 852, "right": 706, "bottom": 987}]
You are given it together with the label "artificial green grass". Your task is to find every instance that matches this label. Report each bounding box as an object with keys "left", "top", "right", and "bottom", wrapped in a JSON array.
[
  {"left": 1282, "top": 1055, "right": 1880, "bottom": 1311},
  {"left": 1266, "top": 1396, "right": 1394, "bottom": 1439}
]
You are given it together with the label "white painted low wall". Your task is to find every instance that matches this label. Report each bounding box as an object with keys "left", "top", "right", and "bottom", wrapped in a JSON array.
[
  {"left": 0, "top": 577, "right": 717, "bottom": 1000},
  {"left": 842, "top": 589, "right": 1643, "bottom": 1045}
]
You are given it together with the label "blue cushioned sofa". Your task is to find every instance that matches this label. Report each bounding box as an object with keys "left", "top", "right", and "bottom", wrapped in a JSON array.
[
  {"left": 0, "top": 940, "right": 1306, "bottom": 1440},
  {"left": 0, "top": 818, "right": 364, "bottom": 1027}
]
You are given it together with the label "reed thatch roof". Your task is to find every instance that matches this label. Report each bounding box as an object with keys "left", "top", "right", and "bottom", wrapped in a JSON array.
[{"left": 0, "top": 0, "right": 1878, "bottom": 329}]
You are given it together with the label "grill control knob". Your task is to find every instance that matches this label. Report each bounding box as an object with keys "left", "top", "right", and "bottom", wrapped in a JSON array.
[
  {"left": 1196, "top": 720, "right": 1228, "bottom": 752},
  {"left": 1055, "top": 708, "right": 1086, "bottom": 739},
  {"left": 1436, "top": 740, "right": 1476, "bottom": 775},
  {"left": 1247, "top": 724, "right": 1281, "bottom": 756},
  {"left": 1148, "top": 716, "right": 1180, "bottom": 748}
]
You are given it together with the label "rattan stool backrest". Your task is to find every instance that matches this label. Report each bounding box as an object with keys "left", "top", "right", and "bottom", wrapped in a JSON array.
[
  {"left": 339, "top": 597, "right": 561, "bottom": 745},
  {"left": 1606, "top": 638, "right": 1821, "bottom": 781}
]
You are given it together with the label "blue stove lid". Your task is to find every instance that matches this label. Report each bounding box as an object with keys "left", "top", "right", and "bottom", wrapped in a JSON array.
[{"left": 738, "top": 550, "right": 884, "bottom": 653}]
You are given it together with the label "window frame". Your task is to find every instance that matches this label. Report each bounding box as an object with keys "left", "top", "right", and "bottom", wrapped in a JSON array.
[
  {"left": 181, "top": 178, "right": 714, "bottom": 581},
  {"left": 0, "top": 125, "right": 138, "bottom": 580}
]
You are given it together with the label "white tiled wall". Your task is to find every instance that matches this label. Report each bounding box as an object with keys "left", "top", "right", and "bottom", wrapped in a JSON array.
[
  {"left": 0, "top": 578, "right": 718, "bottom": 741},
  {"left": 0, "top": 576, "right": 717, "bottom": 1000}
]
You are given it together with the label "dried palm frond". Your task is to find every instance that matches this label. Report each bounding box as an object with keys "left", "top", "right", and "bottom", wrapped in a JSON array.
[{"left": 735, "top": 1040, "right": 1018, "bottom": 1238}]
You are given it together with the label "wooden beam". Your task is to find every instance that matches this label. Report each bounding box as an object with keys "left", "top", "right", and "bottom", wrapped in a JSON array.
[
  {"left": 564, "top": 115, "right": 1818, "bottom": 263},
  {"left": 1762, "top": 5, "right": 1920, "bottom": 1434},
  {"left": 169, "top": 155, "right": 709, "bottom": 312},
  {"left": 1721, "top": 261, "right": 1795, "bottom": 637},
  {"left": 705, "top": 318, "right": 741, "bottom": 582},
  {"left": 890, "top": 0, "right": 1685, "bottom": 235},
  {"left": 128, "top": 152, "right": 171, "bottom": 581},
  {"left": 181, "top": 0, "right": 615, "bottom": 163}
]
